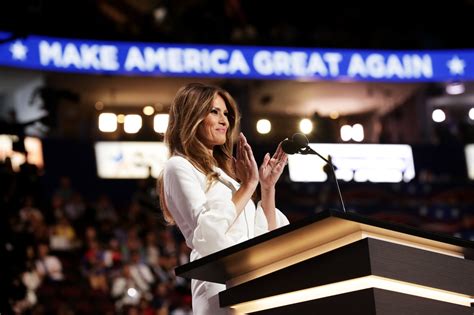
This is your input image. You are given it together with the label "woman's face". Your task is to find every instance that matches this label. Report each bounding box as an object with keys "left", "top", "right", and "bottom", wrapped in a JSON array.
[{"left": 197, "top": 94, "right": 229, "bottom": 151}]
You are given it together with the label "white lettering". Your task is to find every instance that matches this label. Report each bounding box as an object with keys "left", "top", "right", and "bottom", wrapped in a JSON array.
[
  {"left": 37, "top": 42, "right": 434, "bottom": 81},
  {"left": 144, "top": 47, "right": 167, "bottom": 72},
  {"left": 291, "top": 52, "right": 307, "bottom": 76},
  {"left": 273, "top": 51, "right": 291, "bottom": 75},
  {"left": 183, "top": 49, "right": 202, "bottom": 73},
  {"left": 124, "top": 46, "right": 147, "bottom": 71},
  {"left": 124, "top": 47, "right": 251, "bottom": 74},
  {"left": 307, "top": 53, "right": 328, "bottom": 76},
  {"left": 347, "top": 54, "right": 367, "bottom": 77},
  {"left": 62, "top": 44, "right": 82, "bottom": 68},
  {"left": 253, "top": 51, "right": 342, "bottom": 77},
  {"left": 210, "top": 49, "right": 228, "bottom": 74},
  {"left": 99, "top": 45, "right": 119, "bottom": 70},
  {"left": 39, "top": 41, "right": 63, "bottom": 67},
  {"left": 386, "top": 54, "right": 405, "bottom": 78},
  {"left": 227, "top": 50, "right": 250, "bottom": 74},
  {"left": 253, "top": 51, "right": 273, "bottom": 75},
  {"left": 167, "top": 48, "right": 183, "bottom": 72},
  {"left": 323, "top": 53, "right": 342, "bottom": 76},
  {"left": 347, "top": 53, "right": 433, "bottom": 79},
  {"left": 403, "top": 55, "right": 413, "bottom": 78},
  {"left": 80, "top": 44, "right": 101, "bottom": 69},
  {"left": 365, "top": 54, "right": 385, "bottom": 78},
  {"left": 411, "top": 54, "right": 433, "bottom": 78},
  {"left": 201, "top": 49, "right": 211, "bottom": 73}
]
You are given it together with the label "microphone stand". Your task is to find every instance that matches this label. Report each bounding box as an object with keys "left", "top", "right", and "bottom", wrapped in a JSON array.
[{"left": 299, "top": 146, "right": 346, "bottom": 213}]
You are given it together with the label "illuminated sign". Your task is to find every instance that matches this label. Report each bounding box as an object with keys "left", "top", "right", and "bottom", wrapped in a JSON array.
[
  {"left": 0, "top": 32, "right": 472, "bottom": 81},
  {"left": 465, "top": 144, "right": 474, "bottom": 180},
  {"left": 94, "top": 141, "right": 169, "bottom": 179},
  {"left": 288, "top": 144, "right": 415, "bottom": 183}
]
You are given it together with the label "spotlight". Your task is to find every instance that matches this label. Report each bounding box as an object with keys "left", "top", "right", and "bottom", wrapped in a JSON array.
[
  {"left": 98, "top": 113, "right": 117, "bottom": 132},
  {"left": 432, "top": 109, "right": 446, "bottom": 123},
  {"left": 117, "top": 114, "right": 125, "bottom": 124},
  {"left": 469, "top": 108, "right": 474, "bottom": 120},
  {"left": 124, "top": 115, "right": 142, "bottom": 133},
  {"left": 143, "top": 106, "right": 155, "bottom": 116},
  {"left": 299, "top": 118, "right": 313, "bottom": 134},
  {"left": 256, "top": 119, "right": 271, "bottom": 134},
  {"left": 352, "top": 124, "right": 364, "bottom": 142},
  {"left": 340, "top": 125, "right": 352, "bottom": 142}
]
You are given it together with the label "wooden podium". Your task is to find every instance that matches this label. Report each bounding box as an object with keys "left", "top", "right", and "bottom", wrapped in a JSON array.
[{"left": 175, "top": 210, "right": 474, "bottom": 314}]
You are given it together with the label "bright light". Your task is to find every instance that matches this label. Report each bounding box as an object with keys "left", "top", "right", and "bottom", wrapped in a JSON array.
[
  {"left": 0, "top": 135, "right": 44, "bottom": 172},
  {"left": 340, "top": 125, "right": 352, "bottom": 141},
  {"left": 256, "top": 119, "right": 271, "bottom": 134},
  {"left": 432, "top": 109, "right": 446, "bottom": 123},
  {"left": 143, "top": 106, "right": 155, "bottom": 116},
  {"left": 154, "top": 114, "right": 169, "bottom": 133},
  {"left": 98, "top": 113, "right": 117, "bottom": 132},
  {"left": 329, "top": 112, "right": 340, "bottom": 120},
  {"left": 124, "top": 115, "right": 142, "bottom": 134},
  {"left": 299, "top": 118, "right": 313, "bottom": 134},
  {"left": 127, "top": 287, "right": 138, "bottom": 297},
  {"left": 445, "top": 82, "right": 465, "bottom": 95},
  {"left": 352, "top": 124, "right": 364, "bottom": 142},
  {"left": 469, "top": 108, "right": 474, "bottom": 120},
  {"left": 117, "top": 114, "right": 125, "bottom": 124}
]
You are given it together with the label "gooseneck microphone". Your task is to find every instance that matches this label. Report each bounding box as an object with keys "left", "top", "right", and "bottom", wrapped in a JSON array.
[{"left": 282, "top": 133, "right": 346, "bottom": 213}]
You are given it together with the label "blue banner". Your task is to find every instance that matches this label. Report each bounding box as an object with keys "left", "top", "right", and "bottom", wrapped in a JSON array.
[{"left": 0, "top": 31, "right": 472, "bottom": 82}]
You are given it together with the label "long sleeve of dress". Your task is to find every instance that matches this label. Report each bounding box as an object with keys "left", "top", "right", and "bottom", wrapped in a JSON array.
[{"left": 164, "top": 157, "right": 247, "bottom": 257}]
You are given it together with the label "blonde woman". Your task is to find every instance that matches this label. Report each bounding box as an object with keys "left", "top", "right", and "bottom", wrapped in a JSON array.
[{"left": 159, "top": 83, "right": 289, "bottom": 314}]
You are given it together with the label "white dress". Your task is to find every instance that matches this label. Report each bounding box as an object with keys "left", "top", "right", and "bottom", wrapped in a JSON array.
[{"left": 163, "top": 156, "right": 289, "bottom": 315}]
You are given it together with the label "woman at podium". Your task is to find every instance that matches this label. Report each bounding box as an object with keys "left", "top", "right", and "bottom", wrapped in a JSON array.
[{"left": 159, "top": 83, "right": 289, "bottom": 314}]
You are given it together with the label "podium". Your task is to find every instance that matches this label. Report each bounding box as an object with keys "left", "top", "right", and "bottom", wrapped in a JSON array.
[{"left": 175, "top": 210, "right": 474, "bottom": 314}]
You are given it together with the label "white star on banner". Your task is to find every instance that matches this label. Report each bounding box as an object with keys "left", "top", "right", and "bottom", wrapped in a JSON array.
[
  {"left": 9, "top": 40, "right": 28, "bottom": 61},
  {"left": 446, "top": 55, "right": 466, "bottom": 75}
]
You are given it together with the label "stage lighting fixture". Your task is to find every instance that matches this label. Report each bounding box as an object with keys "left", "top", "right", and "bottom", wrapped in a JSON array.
[
  {"left": 256, "top": 119, "right": 271, "bottom": 134},
  {"left": 98, "top": 113, "right": 117, "bottom": 132}
]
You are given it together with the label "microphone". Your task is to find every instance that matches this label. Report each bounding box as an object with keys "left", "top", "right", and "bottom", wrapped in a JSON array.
[
  {"left": 292, "top": 133, "right": 308, "bottom": 148},
  {"left": 282, "top": 133, "right": 346, "bottom": 213},
  {"left": 281, "top": 133, "right": 308, "bottom": 154},
  {"left": 281, "top": 139, "right": 300, "bottom": 154}
]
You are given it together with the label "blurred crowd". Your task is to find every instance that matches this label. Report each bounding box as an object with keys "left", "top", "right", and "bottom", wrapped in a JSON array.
[
  {"left": 279, "top": 169, "right": 474, "bottom": 241},
  {"left": 1, "top": 155, "right": 192, "bottom": 315},
  {"left": 1, "top": 148, "right": 474, "bottom": 315}
]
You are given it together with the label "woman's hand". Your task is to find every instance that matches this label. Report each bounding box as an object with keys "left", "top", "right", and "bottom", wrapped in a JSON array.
[
  {"left": 259, "top": 142, "right": 288, "bottom": 191},
  {"left": 234, "top": 133, "right": 259, "bottom": 190}
]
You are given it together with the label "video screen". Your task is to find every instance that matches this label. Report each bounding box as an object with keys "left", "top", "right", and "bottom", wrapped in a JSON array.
[
  {"left": 94, "top": 141, "right": 169, "bottom": 179},
  {"left": 287, "top": 143, "right": 415, "bottom": 183}
]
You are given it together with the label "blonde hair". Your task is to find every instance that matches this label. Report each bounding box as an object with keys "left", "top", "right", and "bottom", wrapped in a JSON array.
[{"left": 158, "top": 83, "right": 240, "bottom": 224}]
